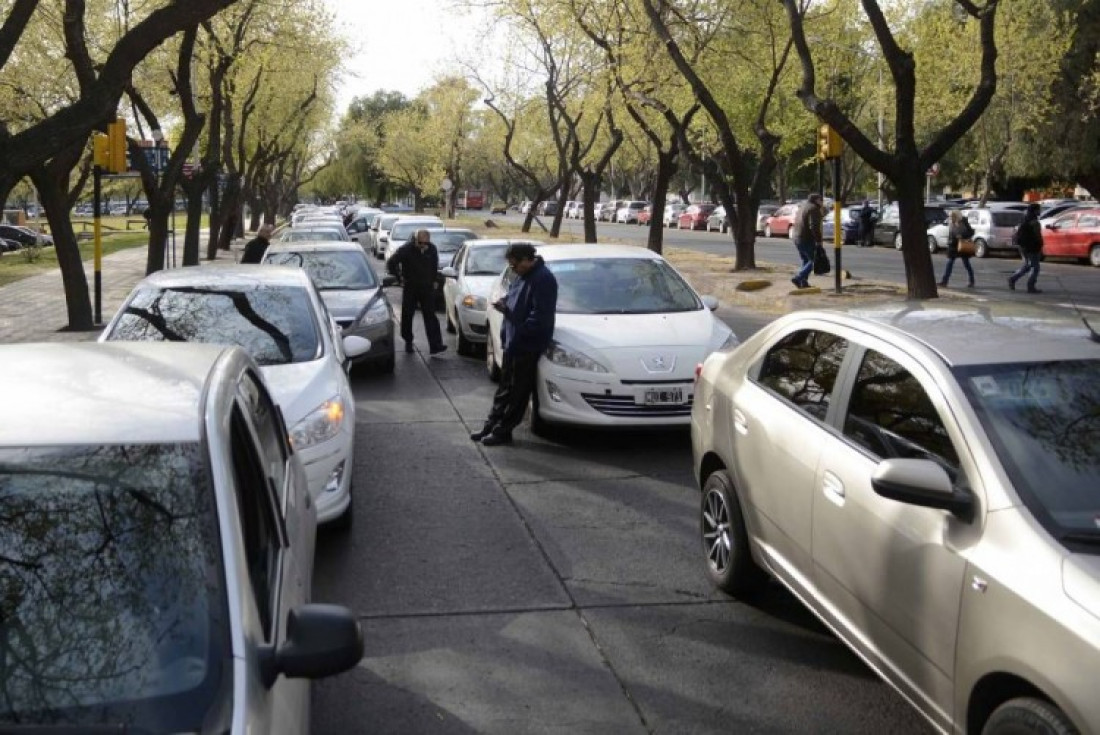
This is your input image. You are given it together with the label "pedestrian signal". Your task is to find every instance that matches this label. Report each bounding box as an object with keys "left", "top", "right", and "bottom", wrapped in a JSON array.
[{"left": 106, "top": 119, "right": 127, "bottom": 173}]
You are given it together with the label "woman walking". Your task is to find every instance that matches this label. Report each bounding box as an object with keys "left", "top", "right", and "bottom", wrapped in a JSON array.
[{"left": 939, "top": 210, "right": 975, "bottom": 288}]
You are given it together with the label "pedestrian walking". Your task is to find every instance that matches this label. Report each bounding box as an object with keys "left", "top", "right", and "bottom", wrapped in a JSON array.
[
  {"left": 240, "top": 223, "right": 273, "bottom": 263},
  {"left": 939, "top": 210, "right": 976, "bottom": 288},
  {"left": 1008, "top": 202, "right": 1044, "bottom": 294},
  {"left": 387, "top": 228, "right": 447, "bottom": 355},
  {"left": 471, "top": 243, "right": 558, "bottom": 447},
  {"left": 858, "top": 199, "right": 876, "bottom": 247},
  {"left": 791, "top": 193, "right": 824, "bottom": 289}
]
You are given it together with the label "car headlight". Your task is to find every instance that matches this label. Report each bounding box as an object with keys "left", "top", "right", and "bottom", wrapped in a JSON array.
[
  {"left": 545, "top": 341, "right": 609, "bottom": 372},
  {"left": 461, "top": 294, "right": 487, "bottom": 311},
  {"left": 357, "top": 296, "right": 390, "bottom": 327},
  {"left": 289, "top": 396, "right": 346, "bottom": 449},
  {"left": 718, "top": 331, "right": 740, "bottom": 351}
]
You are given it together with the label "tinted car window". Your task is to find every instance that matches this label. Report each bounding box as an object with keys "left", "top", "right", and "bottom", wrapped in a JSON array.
[
  {"left": 109, "top": 285, "right": 321, "bottom": 366},
  {"left": 548, "top": 258, "right": 700, "bottom": 315},
  {"left": 0, "top": 443, "right": 228, "bottom": 729},
  {"left": 265, "top": 249, "right": 377, "bottom": 289},
  {"left": 843, "top": 350, "right": 960, "bottom": 474},
  {"left": 757, "top": 329, "right": 849, "bottom": 420},
  {"left": 992, "top": 211, "right": 1025, "bottom": 227}
]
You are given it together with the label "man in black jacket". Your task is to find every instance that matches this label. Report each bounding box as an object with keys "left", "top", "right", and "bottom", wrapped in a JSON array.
[
  {"left": 1008, "top": 203, "right": 1044, "bottom": 294},
  {"left": 240, "top": 224, "right": 273, "bottom": 263},
  {"left": 471, "top": 243, "right": 557, "bottom": 446},
  {"left": 387, "top": 228, "right": 446, "bottom": 355}
]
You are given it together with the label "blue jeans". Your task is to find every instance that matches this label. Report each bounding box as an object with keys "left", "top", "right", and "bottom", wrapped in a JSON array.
[
  {"left": 1009, "top": 250, "right": 1041, "bottom": 289},
  {"left": 941, "top": 256, "right": 974, "bottom": 285},
  {"left": 794, "top": 239, "right": 815, "bottom": 284}
]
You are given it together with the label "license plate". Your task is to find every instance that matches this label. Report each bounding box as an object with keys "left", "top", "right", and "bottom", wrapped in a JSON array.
[{"left": 640, "top": 387, "right": 685, "bottom": 406}]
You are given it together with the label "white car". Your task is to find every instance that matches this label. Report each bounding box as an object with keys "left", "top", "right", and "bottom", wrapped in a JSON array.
[
  {"left": 100, "top": 266, "right": 369, "bottom": 528},
  {"left": 441, "top": 239, "right": 543, "bottom": 357},
  {"left": 383, "top": 216, "right": 445, "bottom": 261},
  {"left": 615, "top": 201, "right": 648, "bottom": 223},
  {"left": 485, "top": 243, "right": 737, "bottom": 431}
]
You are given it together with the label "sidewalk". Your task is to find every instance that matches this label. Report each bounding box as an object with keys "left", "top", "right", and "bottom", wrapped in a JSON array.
[{"left": 0, "top": 236, "right": 244, "bottom": 344}]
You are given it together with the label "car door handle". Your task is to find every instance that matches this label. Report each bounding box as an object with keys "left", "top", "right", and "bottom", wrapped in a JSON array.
[
  {"left": 822, "top": 471, "right": 845, "bottom": 507},
  {"left": 733, "top": 408, "right": 748, "bottom": 435}
]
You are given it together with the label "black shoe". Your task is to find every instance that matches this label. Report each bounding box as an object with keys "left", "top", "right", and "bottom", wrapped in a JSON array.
[
  {"left": 481, "top": 432, "right": 513, "bottom": 446},
  {"left": 938, "top": 280, "right": 948, "bottom": 287},
  {"left": 470, "top": 424, "right": 495, "bottom": 442},
  {"left": 1027, "top": 287, "right": 1043, "bottom": 294},
  {"left": 404, "top": 342, "right": 415, "bottom": 353},
  {"left": 429, "top": 344, "right": 448, "bottom": 355},
  {"left": 1007, "top": 278, "right": 1016, "bottom": 291}
]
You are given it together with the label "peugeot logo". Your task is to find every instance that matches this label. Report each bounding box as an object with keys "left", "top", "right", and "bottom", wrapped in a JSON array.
[{"left": 641, "top": 354, "right": 676, "bottom": 373}]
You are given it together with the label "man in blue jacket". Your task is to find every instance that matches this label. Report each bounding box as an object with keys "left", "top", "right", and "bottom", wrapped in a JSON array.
[{"left": 472, "top": 243, "right": 558, "bottom": 446}]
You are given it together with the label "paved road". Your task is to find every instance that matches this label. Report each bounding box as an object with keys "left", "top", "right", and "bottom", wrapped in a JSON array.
[
  {"left": 311, "top": 271, "right": 930, "bottom": 733},
  {"left": 507, "top": 213, "right": 1100, "bottom": 311}
]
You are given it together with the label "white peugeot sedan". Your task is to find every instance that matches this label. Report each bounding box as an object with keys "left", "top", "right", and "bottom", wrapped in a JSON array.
[
  {"left": 486, "top": 243, "right": 737, "bottom": 431},
  {"left": 101, "top": 266, "right": 368, "bottom": 528},
  {"left": 441, "top": 238, "right": 543, "bottom": 356},
  {"left": 691, "top": 303, "right": 1100, "bottom": 734},
  {"left": 0, "top": 342, "right": 362, "bottom": 732}
]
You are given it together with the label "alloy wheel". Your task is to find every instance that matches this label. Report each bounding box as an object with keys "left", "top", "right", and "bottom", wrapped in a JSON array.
[{"left": 702, "top": 488, "right": 732, "bottom": 576}]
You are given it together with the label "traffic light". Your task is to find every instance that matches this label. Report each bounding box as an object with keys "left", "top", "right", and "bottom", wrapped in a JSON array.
[
  {"left": 106, "top": 119, "right": 127, "bottom": 173},
  {"left": 92, "top": 133, "right": 110, "bottom": 169},
  {"left": 817, "top": 124, "right": 843, "bottom": 161}
]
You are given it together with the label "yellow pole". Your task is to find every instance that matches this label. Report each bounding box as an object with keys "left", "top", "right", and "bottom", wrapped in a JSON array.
[{"left": 93, "top": 165, "right": 103, "bottom": 323}]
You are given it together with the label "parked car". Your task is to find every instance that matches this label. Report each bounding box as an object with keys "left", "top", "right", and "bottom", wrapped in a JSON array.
[
  {"left": 101, "top": 266, "right": 370, "bottom": 527},
  {"left": 678, "top": 203, "right": 717, "bottom": 231},
  {"left": 615, "top": 201, "right": 648, "bottom": 224},
  {"left": 691, "top": 302, "right": 1100, "bottom": 734},
  {"left": 872, "top": 203, "right": 948, "bottom": 249},
  {"left": 755, "top": 204, "right": 779, "bottom": 234},
  {"left": 0, "top": 341, "right": 363, "bottom": 733},
  {"left": 431, "top": 228, "right": 480, "bottom": 304},
  {"left": 0, "top": 237, "right": 20, "bottom": 253},
  {"left": 599, "top": 200, "right": 625, "bottom": 222},
  {"left": 485, "top": 243, "right": 737, "bottom": 432},
  {"left": 344, "top": 208, "right": 383, "bottom": 246},
  {"left": 637, "top": 205, "right": 653, "bottom": 226},
  {"left": 0, "top": 224, "right": 51, "bottom": 249},
  {"left": 263, "top": 241, "right": 397, "bottom": 372},
  {"left": 964, "top": 207, "right": 1026, "bottom": 257},
  {"left": 368, "top": 213, "right": 403, "bottom": 259},
  {"left": 441, "top": 238, "right": 543, "bottom": 358},
  {"left": 278, "top": 226, "right": 349, "bottom": 243},
  {"left": 382, "top": 216, "right": 444, "bottom": 261},
  {"left": 1039, "top": 201, "right": 1085, "bottom": 225},
  {"left": 821, "top": 205, "right": 864, "bottom": 245},
  {"left": 1042, "top": 207, "right": 1100, "bottom": 266},
  {"left": 491, "top": 202, "right": 509, "bottom": 215},
  {"left": 663, "top": 203, "right": 685, "bottom": 228},
  {"left": 707, "top": 206, "right": 727, "bottom": 233},
  {"left": 763, "top": 203, "right": 799, "bottom": 238},
  {"left": 537, "top": 200, "right": 559, "bottom": 216}
]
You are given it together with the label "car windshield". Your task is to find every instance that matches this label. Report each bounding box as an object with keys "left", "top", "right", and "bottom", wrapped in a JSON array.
[
  {"left": 548, "top": 258, "right": 701, "bottom": 315},
  {"left": 265, "top": 250, "right": 377, "bottom": 290},
  {"left": 390, "top": 222, "right": 441, "bottom": 242},
  {"left": 435, "top": 231, "right": 477, "bottom": 253},
  {"left": 0, "top": 444, "right": 228, "bottom": 730},
  {"left": 279, "top": 228, "right": 348, "bottom": 242},
  {"left": 466, "top": 244, "right": 509, "bottom": 275},
  {"left": 108, "top": 285, "right": 321, "bottom": 366},
  {"left": 958, "top": 360, "right": 1100, "bottom": 546}
]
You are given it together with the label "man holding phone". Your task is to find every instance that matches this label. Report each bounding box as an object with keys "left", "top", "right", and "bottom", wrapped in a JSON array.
[{"left": 471, "top": 243, "right": 558, "bottom": 446}]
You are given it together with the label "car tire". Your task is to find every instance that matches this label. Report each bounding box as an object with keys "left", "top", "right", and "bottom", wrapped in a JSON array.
[
  {"left": 1090, "top": 243, "right": 1100, "bottom": 267},
  {"left": 974, "top": 238, "right": 989, "bottom": 258},
  {"left": 445, "top": 310, "right": 457, "bottom": 334},
  {"left": 928, "top": 235, "right": 939, "bottom": 254},
  {"left": 764, "top": 224, "right": 773, "bottom": 238},
  {"left": 893, "top": 232, "right": 903, "bottom": 250},
  {"left": 457, "top": 329, "right": 474, "bottom": 357},
  {"left": 329, "top": 489, "right": 354, "bottom": 533},
  {"left": 982, "top": 697, "right": 1075, "bottom": 735},
  {"left": 701, "top": 471, "right": 766, "bottom": 596}
]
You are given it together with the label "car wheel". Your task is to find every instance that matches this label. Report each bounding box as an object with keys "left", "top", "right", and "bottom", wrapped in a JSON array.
[
  {"left": 701, "top": 471, "right": 766, "bottom": 596},
  {"left": 893, "top": 232, "right": 903, "bottom": 250},
  {"left": 445, "top": 310, "right": 457, "bottom": 334},
  {"left": 982, "top": 697, "right": 1075, "bottom": 735},
  {"left": 1090, "top": 243, "right": 1100, "bottom": 267},
  {"left": 974, "top": 238, "right": 989, "bottom": 258},
  {"left": 329, "top": 489, "right": 353, "bottom": 532},
  {"left": 764, "top": 224, "right": 773, "bottom": 238},
  {"left": 486, "top": 340, "right": 501, "bottom": 382},
  {"left": 928, "top": 235, "right": 939, "bottom": 254},
  {"left": 457, "top": 329, "right": 474, "bottom": 357}
]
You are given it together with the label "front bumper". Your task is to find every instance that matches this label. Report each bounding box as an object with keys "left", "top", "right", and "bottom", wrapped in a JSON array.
[
  {"left": 457, "top": 306, "right": 490, "bottom": 344},
  {"left": 536, "top": 363, "right": 695, "bottom": 428},
  {"left": 296, "top": 433, "right": 353, "bottom": 524}
]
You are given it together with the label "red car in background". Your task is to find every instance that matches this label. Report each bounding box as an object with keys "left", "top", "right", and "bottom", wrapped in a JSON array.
[
  {"left": 637, "top": 205, "right": 653, "bottom": 226},
  {"left": 764, "top": 203, "right": 800, "bottom": 238},
  {"left": 1042, "top": 207, "right": 1100, "bottom": 266},
  {"left": 678, "top": 204, "right": 716, "bottom": 231}
]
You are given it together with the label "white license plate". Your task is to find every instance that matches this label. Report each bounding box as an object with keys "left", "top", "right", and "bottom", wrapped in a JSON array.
[{"left": 640, "top": 387, "right": 685, "bottom": 406}]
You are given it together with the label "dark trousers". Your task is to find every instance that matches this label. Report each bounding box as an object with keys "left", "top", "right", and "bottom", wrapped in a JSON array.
[
  {"left": 1010, "top": 250, "right": 1041, "bottom": 289},
  {"left": 486, "top": 351, "right": 540, "bottom": 435},
  {"left": 400, "top": 284, "right": 443, "bottom": 349}
]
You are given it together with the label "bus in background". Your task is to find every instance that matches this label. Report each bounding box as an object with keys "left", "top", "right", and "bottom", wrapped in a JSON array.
[{"left": 457, "top": 190, "right": 485, "bottom": 210}]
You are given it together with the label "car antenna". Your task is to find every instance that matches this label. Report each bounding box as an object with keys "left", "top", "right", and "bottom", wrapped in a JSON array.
[{"left": 1056, "top": 276, "right": 1100, "bottom": 344}]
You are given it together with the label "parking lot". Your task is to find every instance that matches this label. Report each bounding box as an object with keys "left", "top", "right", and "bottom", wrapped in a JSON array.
[{"left": 310, "top": 284, "right": 929, "bottom": 733}]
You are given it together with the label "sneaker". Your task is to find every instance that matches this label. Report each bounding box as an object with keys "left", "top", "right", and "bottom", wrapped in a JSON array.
[
  {"left": 470, "top": 424, "right": 495, "bottom": 442},
  {"left": 429, "top": 344, "right": 448, "bottom": 355},
  {"left": 481, "top": 432, "right": 512, "bottom": 446},
  {"left": 1007, "top": 278, "right": 1016, "bottom": 291},
  {"left": 404, "top": 342, "right": 415, "bottom": 353}
]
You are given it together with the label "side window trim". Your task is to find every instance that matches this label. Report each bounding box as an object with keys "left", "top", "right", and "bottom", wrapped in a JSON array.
[{"left": 233, "top": 389, "right": 291, "bottom": 547}]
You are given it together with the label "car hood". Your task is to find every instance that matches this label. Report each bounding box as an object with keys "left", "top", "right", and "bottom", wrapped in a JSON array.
[
  {"left": 260, "top": 358, "right": 338, "bottom": 425},
  {"left": 554, "top": 311, "right": 732, "bottom": 379},
  {"left": 319, "top": 287, "right": 378, "bottom": 320},
  {"left": 1063, "top": 555, "right": 1100, "bottom": 622}
]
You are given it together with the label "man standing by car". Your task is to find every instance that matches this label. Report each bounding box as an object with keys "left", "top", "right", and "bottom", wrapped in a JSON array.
[
  {"left": 388, "top": 228, "right": 447, "bottom": 355},
  {"left": 858, "top": 199, "right": 876, "bottom": 247},
  {"left": 471, "top": 243, "right": 558, "bottom": 447},
  {"left": 791, "top": 194, "right": 824, "bottom": 289},
  {"left": 240, "top": 223, "right": 273, "bottom": 263},
  {"left": 1008, "top": 202, "right": 1044, "bottom": 294}
]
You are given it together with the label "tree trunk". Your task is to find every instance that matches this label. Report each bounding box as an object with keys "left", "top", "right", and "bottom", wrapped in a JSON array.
[
  {"left": 144, "top": 196, "right": 171, "bottom": 274},
  {"left": 549, "top": 185, "right": 568, "bottom": 238},
  {"left": 32, "top": 168, "right": 93, "bottom": 330},
  {"left": 896, "top": 171, "right": 938, "bottom": 299},
  {"left": 580, "top": 173, "right": 600, "bottom": 244},
  {"left": 647, "top": 152, "right": 676, "bottom": 255}
]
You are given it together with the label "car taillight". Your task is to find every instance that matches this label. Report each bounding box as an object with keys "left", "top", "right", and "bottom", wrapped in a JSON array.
[{"left": 694, "top": 363, "right": 703, "bottom": 381}]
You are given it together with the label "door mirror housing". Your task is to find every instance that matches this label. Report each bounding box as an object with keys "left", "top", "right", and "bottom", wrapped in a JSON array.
[
  {"left": 382, "top": 275, "right": 398, "bottom": 288},
  {"left": 700, "top": 295, "right": 719, "bottom": 311},
  {"left": 871, "top": 458, "right": 973, "bottom": 522},
  {"left": 259, "top": 604, "right": 363, "bottom": 688},
  {"left": 342, "top": 335, "right": 371, "bottom": 359},
  {"left": 440, "top": 266, "right": 457, "bottom": 279}
]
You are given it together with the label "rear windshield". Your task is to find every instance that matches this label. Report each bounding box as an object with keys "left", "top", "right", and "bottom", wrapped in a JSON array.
[
  {"left": 265, "top": 249, "right": 378, "bottom": 289},
  {"left": 0, "top": 444, "right": 228, "bottom": 730}
]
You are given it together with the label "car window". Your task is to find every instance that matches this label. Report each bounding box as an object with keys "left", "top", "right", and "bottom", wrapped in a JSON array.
[
  {"left": 843, "top": 349, "right": 960, "bottom": 475},
  {"left": 1078, "top": 215, "right": 1099, "bottom": 228},
  {"left": 992, "top": 211, "right": 1024, "bottom": 227},
  {"left": 229, "top": 404, "right": 284, "bottom": 637},
  {"left": 237, "top": 371, "right": 289, "bottom": 508},
  {"left": 465, "top": 244, "right": 509, "bottom": 275},
  {"left": 756, "top": 329, "right": 849, "bottom": 420}
]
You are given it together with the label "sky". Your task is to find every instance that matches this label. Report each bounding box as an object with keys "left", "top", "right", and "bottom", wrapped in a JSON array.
[{"left": 323, "top": 0, "right": 495, "bottom": 113}]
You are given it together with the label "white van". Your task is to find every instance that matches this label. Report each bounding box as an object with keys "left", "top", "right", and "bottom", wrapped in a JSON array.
[{"left": 965, "top": 207, "right": 1026, "bottom": 258}]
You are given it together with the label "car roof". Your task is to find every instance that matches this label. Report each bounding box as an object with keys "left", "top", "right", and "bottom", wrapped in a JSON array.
[
  {"left": 0, "top": 342, "right": 236, "bottom": 445},
  {"left": 464, "top": 238, "right": 544, "bottom": 249},
  {"left": 534, "top": 243, "right": 664, "bottom": 262},
  {"left": 131, "top": 264, "right": 314, "bottom": 290},
  {"left": 264, "top": 241, "right": 365, "bottom": 254},
  {"left": 789, "top": 303, "right": 1100, "bottom": 367}
]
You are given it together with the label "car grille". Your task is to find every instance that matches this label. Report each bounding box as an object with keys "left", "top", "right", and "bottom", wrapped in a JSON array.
[
  {"left": 581, "top": 393, "right": 694, "bottom": 417},
  {"left": 470, "top": 323, "right": 488, "bottom": 335}
]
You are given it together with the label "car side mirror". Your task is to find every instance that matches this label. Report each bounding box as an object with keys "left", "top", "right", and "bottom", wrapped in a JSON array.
[
  {"left": 382, "top": 275, "right": 398, "bottom": 287},
  {"left": 871, "top": 458, "right": 973, "bottom": 522},
  {"left": 440, "top": 266, "right": 457, "bottom": 279},
  {"left": 258, "top": 604, "right": 363, "bottom": 688},
  {"left": 700, "top": 295, "right": 719, "bottom": 311},
  {"left": 343, "top": 335, "right": 371, "bottom": 359}
]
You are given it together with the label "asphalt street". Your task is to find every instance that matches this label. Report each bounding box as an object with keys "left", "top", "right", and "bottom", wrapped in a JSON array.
[{"left": 310, "top": 260, "right": 930, "bottom": 732}]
